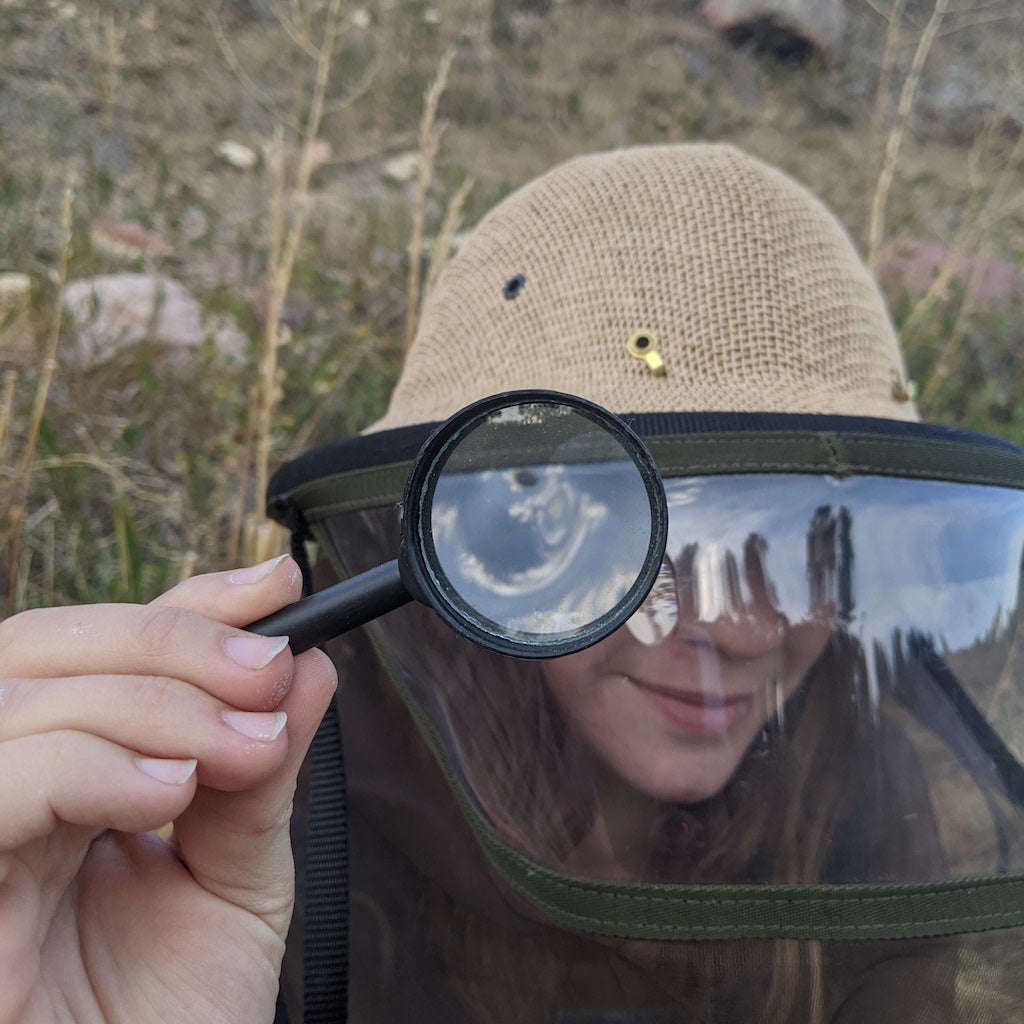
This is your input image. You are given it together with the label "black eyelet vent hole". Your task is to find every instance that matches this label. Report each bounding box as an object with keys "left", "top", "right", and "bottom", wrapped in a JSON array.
[
  {"left": 633, "top": 335, "right": 652, "bottom": 351},
  {"left": 503, "top": 273, "right": 526, "bottom": 300}
]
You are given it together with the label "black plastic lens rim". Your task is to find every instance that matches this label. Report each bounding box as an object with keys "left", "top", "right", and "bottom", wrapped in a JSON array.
[{"left": 399, "top": 389, "right": 669, "bottom": 660}]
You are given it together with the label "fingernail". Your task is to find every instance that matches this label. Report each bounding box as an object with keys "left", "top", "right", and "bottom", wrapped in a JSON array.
[
  {"left": 229, "top": 554, "right": 289, "bottom": 585},
  {"left": 137, "top": 757, "right": 198, "bottom": 785},
  {"left": 224, "top": 633, "right": 289, "bottom": 669},
  {"left": 221, "top": 710, "right": 288, "bottom": 741}
]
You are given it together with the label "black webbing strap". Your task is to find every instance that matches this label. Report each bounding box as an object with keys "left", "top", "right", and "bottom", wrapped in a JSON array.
[
  {"left": 277, "top": 502, "right": 349, "bottom": 1023},
  {"left": 283, "top": 501, "right": 314, "bottom": 596},
  {"left": 302, "top": 703, "right": 349, "bottom": 1022}
]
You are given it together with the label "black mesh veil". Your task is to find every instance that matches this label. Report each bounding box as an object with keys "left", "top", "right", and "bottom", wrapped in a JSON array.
[{"left": 271, "top": 412, "right": 1024, "bottom": 1023}]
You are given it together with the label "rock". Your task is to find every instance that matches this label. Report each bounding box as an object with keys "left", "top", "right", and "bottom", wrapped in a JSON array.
[
  {"left": 260, "top": 137, "right": 333, "bottom": 176},
  {"left": 216, "top": 139, "right": 259, "bottom": 170},
  {"left": 383, "top": 151, "right": 421, "bottom": 184},
  {"left": 306, "top": 137, "right": 333, "bottom": 173},
  {"left": 0, "top": 272, "right": 34, "bottom": 361},
  {"left": 701, "top": 0, "right": 845, "bottom": 62},
  {"left": 90, "top": 219, "right": 174, "bottom": 261},
  {"left": 62, "top": 274, "right": 247, "bottom": 364}
]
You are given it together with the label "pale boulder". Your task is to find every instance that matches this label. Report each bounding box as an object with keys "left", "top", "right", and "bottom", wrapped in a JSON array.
[{"left": 62, "top": 274, "right": 247, "bottom": 364}]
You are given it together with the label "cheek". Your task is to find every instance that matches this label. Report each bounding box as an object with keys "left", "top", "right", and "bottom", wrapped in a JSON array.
[
  {"left": 542, "top": 630, "right": 629, "bottom": 697},
  {"left": 542, "top": 656, "right": 606, "bottom": 726},
  {"left": 541, "top": 641, "right": 640, "bottom": 746}
]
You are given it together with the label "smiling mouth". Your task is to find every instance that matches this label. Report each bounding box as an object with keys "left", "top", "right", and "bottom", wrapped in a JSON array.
[{"left": 627, "top": 676, "right": 756, "bottom": 735}]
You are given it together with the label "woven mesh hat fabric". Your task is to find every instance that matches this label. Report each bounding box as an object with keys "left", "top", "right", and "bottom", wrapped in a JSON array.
[{"left": 369, "top": 143, "right": 917, "bottom": 431}]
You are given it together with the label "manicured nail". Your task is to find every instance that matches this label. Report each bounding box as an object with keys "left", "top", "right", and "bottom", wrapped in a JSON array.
[
  {"left": 229, "top": 554, "right": 289, "bottom": 585},
  {"left": 221, "top": 710, "right": 287, "bottom": 741},
  {"left": 137, "top": 757, "right": 198, "bottom": 785},
  {"left": 224, "top": 634, "right": 289, "bottom": 669}
]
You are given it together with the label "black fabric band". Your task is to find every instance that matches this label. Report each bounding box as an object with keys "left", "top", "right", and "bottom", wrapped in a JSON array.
[{"left": 302, "top": 701, "right": 349, "bottom": 1023}]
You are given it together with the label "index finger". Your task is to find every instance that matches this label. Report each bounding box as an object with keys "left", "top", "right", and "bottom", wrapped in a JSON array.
[
  {"left": 0, "top": 556, "right": 303, "bottom": 710},
  {"left": 151, "top": 554, "right": 303, "bottom": 626}
]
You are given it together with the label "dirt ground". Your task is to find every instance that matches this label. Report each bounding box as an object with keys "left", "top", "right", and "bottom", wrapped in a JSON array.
[
  {"left": 2, "top": 0, "right": 1023, "bottom": 599},
  {"left": 3, "top": 0, "right": 1021, "bottom": 313}
]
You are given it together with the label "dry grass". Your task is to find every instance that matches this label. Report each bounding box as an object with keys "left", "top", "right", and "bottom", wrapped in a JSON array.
[
  {"left": 1, "top": 182, "right": 73, "bottom": 615},
  {"left": 94, "top": 11, "right": 129, "bottom": 116},
  {"left": 900, "top": 87, "right": 1024, "bottom": 404},
  {"left": 866, "top": 0, "right": 950, "bottom": 275},
  {"left": 220, "top": 0, "right": 371, "bottom": 566},
  {"left": 405, "top": 48, "right": 456, "bottom": 353},
  {"left": 0, "top": 0, "right": 1022, "bottom": 611}
]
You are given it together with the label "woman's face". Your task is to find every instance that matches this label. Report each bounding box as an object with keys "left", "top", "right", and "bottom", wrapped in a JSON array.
[{"left": 542, "top": 561, "right": 831, "bottom": 805}]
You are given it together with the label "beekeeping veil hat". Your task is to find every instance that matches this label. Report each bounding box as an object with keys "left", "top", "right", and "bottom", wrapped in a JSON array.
[
  {"left": 272, "top": 145, "right": 1024, "bottom": 1024},
  {"left": 369, "top": 143, "right": 916, "bottom": 428}
]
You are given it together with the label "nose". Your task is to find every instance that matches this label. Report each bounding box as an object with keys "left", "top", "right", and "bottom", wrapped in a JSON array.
[{"left": 627, "top": 534, "right": 785, "bottom": 648}]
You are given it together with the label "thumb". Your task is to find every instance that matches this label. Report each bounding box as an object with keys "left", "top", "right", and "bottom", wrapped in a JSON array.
[{"left": 170, "top": 647, "right": 337, "bottom": 936}]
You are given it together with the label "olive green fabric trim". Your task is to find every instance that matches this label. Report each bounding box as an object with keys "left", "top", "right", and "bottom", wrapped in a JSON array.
[
  {"left": 646, "top": 433, "right": 1024, "bottom": 489},
  {"left": 279, "top": 432, "right": 1024, "bottom": 521},
  {"left": 285, "top": 461, "right": 414, "bottom": 521},
  {"left": 480, "top": 834, "right": 1024, "bottom": 941},
  {"left": 334, "top": 596, "right": 1024, "bottom": 943}
]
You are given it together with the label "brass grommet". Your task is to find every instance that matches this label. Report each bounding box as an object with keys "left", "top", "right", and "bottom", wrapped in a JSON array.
[{"left": 627, "top": 330, "right": 666, "bottom": 376}]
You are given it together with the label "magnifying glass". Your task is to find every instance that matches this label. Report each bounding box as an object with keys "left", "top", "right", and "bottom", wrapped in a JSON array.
[{"left": 247, "top": 390, "right": 668, "bottom": 658}]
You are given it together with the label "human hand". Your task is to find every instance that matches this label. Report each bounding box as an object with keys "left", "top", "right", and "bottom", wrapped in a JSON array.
[{"left": 0, "top": 555, "right": 337, "bottom": 1023}]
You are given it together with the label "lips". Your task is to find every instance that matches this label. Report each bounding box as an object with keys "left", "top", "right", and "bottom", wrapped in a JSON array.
[{"left": 627, "top": 675, "right": 757, "bottom": 735}]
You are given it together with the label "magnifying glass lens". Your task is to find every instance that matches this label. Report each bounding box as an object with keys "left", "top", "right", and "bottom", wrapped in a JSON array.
[{"left": 405, "top": 394, "right": 666, "bottom": 657}]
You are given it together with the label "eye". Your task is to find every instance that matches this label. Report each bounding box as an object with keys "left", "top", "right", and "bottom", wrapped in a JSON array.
[{"left": 503, "top": 273, "right": 526, "bottom": 300}]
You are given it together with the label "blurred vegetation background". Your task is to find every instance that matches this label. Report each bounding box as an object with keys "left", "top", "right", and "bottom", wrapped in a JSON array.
[{"left": 1, "top": 0, "right": 1022, "bottom": 611}]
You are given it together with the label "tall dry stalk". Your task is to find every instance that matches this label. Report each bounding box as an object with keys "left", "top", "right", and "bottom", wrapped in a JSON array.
[
  {"left": 222, "top": 0, "right": 366, "bottom": 566},
  {"left": 866, "top": 0, "right": 949, "bottom": 275},
  {"left": 1, "top": 183, "right": 73, "bottom": 615},
  {"left": 424, "top": 174, "right": 475, "bottom": 302},
  {"left": 870, "top": 0, "right": 907, "bottom": 140},
  {"left": 96, "top": 11, "right": 129, "bottom": 115},
  {"left": 0, "top": 368, "right": 17, "bottom": 468},
  {"left": 405, "top": 48, "right": 456, "bottom": 352}
]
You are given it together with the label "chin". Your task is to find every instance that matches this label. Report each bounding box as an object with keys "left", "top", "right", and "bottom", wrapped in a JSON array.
[{"left": 629, "top": 754, "right": 742, "bottom": 806}]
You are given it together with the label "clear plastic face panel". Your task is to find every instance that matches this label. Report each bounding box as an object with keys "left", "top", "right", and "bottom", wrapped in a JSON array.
[{"left": 321, "top": 471, "right": 1024, "bottom": 886}]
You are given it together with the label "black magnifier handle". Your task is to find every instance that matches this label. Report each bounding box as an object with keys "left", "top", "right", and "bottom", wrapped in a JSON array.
[
  {"left": 243, "top": 388, "right": 667, "bottom": 661},
  {"left": 246, "top": 558, "right": 411, "bottom": 654}
]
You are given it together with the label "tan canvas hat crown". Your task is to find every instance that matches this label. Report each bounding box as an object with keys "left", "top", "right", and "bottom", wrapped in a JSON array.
[{"left": 370, "top": 143, "right": 916, "bottom": 431}]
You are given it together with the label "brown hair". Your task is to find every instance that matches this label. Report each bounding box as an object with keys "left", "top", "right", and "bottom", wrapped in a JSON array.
[
  {"left": 326, "top": 499, "right": 946, "bottom": 1021},
  {"left": 354, "top": 594, "right": 943, "bottom": 1022}
]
